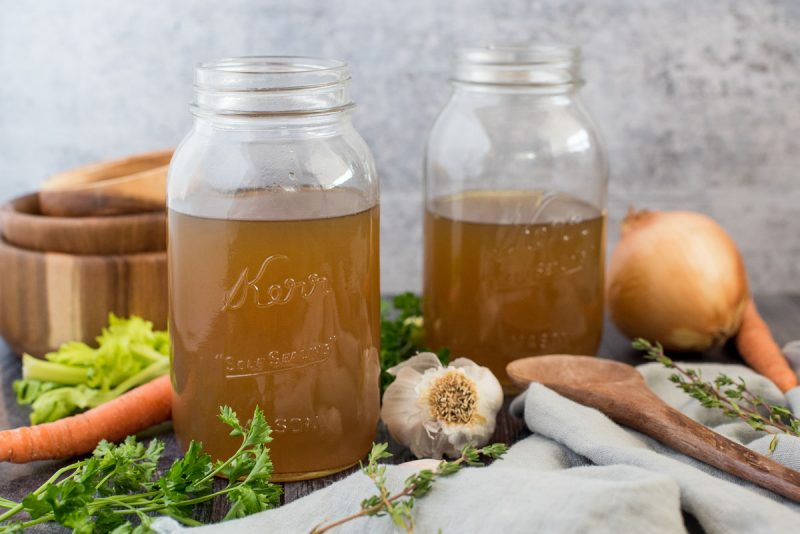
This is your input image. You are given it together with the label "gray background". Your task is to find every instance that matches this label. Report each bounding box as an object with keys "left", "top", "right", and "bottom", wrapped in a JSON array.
[{"left": 1, "top": 0, "right": 798, "bottom": 293}]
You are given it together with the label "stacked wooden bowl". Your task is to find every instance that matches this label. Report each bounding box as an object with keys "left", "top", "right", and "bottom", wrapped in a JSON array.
[{"left": 0, "top": 150, "right": 171, "bottom": 356}]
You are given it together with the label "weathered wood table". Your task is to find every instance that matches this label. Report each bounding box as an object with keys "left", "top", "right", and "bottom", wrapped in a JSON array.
[{"left": 1, "top": 294, "right": 798, "bottom": 532}]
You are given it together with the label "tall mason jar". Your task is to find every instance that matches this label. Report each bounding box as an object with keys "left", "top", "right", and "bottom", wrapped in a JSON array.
[
  {"left": 423, "top": 44, "right": 608, "bottom": 390},
  {"left": 168, "top": 57, "right": 380, "bottom": 480}
]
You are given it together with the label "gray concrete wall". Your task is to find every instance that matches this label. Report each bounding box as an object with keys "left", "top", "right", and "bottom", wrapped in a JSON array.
[{"left": 1, "top": 0, "right": 798, "bottom": 293}]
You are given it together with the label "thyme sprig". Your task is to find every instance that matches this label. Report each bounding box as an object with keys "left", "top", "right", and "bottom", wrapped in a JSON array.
[
  {"left": 311, "top": 442, "right": 508, "bottom": 533},
  {"left": 634, "top": 338, "right": 800, "bottom": 452}
]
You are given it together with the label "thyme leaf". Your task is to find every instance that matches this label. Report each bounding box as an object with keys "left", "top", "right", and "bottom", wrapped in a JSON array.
[
  {"left": 634, "top": 338, "right": 800, "bottom": 446},
  {"left": 311, "top": 442, "right": 507, "bottom": 533}
]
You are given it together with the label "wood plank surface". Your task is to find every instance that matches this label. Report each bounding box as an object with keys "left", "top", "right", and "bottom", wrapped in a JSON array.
[{"left": 1, "top": 294, "right": 798, "bottom": 532}]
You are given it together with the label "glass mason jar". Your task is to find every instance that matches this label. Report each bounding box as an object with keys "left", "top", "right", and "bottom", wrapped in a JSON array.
[
  {"left": 423, "top": 44, "right": 608, "bottom": 390},
  {"left": 168, "top": 57, "right": 380, "bottom": 481}
]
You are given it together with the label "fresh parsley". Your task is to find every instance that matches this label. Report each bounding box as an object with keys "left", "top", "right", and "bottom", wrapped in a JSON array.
[
  {"left": 380, "top": 293, "right": 449, "bottom": 392},
  {"left": 0, "top": 406, "right": 281, "bottom": 533}
]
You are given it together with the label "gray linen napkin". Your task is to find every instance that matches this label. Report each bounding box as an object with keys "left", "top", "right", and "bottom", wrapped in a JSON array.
[
  {"left": 153, "top": 361, "right": 800, "bottom": 534},
  {"left": 781, "top": 341, "right": 800, "bottom": 415}
]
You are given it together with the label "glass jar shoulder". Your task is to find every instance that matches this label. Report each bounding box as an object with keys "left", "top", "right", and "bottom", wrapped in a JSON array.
[
  {"left": 425, "top": 90, "right": 607, "bottom": 209},
  {"left": 168, "top": 119, "right": 378, "bottom": 220},
  {"left": 428, "top": 90, "right": 604, "bottom": 151}
]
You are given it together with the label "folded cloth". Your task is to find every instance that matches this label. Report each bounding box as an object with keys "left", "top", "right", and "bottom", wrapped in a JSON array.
[
  {"left": 781, "top": 340, "right": 800, "bottom": 415},
  {"left": 154, "top": 363, "right": 800, "bottom": 534}
]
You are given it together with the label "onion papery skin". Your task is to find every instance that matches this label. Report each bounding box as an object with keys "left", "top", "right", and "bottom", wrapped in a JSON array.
[{"left": 607, "top": 210, "right": 750, "bottom": 352}]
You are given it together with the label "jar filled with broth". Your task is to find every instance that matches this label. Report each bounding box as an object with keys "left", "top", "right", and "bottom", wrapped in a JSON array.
[
  {"left": 168, "top": 57, "right": 380, "bottom": 480},
  {"left": 423, "top": 44, "right": 608, "bottom": 390}
]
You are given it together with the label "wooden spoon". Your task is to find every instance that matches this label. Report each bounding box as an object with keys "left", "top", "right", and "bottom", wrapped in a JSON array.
[{"left": 506, "top": 355, "right": 800, "bottom": 503}]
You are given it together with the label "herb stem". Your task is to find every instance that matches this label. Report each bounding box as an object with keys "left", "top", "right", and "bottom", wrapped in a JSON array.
[
  {"left": 109, "top": 487, "right": 236, "bottom": 515},
  {"left": 200, "top": 442, "right": 247, "bottom": 485},
  {"left": 634, "top": 338, "right": 800, "bottom": 443},
  {"left": 311, "top": 487, "right": 416, "bottom": 534},
  {"left": 672, "top": 361, "right": 780, "bottom": 434},
  {"left": 0, "top": 504, "right": 24, "bottom": 524},
  {"left": 92, "top": 490, "right": 160, "bottom": 505},
  {"left": 0, "top": 406, "right": 281, "bottom": 531},
  {"left": 0, "top": 460, "right": 85, "bottom": 522},
  {"left": 165, "top": 510, "right": 204, "bottom": 527},
  {"left": 18, "top": 515, "right": 56, "bottom": 529},
  {"left": 311, "top": 444, "right": 506, "bottom": 534}
]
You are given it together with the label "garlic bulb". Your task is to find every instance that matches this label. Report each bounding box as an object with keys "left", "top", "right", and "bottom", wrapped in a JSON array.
[{"left": 381, "top": 353, "right": 503, "bottom": 459}]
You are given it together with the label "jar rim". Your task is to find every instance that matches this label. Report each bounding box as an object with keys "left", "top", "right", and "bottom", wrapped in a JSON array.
[
  {"left": 195, "top": 56, "right": 350, "bottom": 91},
  {"left": 197, "top": 56, "right": 347, "bottom": 73},
  {"left": 455, "top": 43, "right": 579, "bottom": 65},
  {"left": 452, "top": 43, "right": 582, "bottom": 87},
  {"left": 193, "top": 56, "right": 353, "bottom": 116}
]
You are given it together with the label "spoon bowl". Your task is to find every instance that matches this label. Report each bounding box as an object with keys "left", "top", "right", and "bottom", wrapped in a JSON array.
[{"left": 507, "top": 355, "right": 643, "bottom": 389}]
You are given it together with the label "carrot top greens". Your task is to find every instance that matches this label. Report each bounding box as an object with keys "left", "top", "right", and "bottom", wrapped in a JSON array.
[{"left": 0, "top": 406, "right": 281, "bottom": 533}]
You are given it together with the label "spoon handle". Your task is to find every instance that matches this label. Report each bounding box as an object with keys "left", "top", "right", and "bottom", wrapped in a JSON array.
[{"left": 602, "top": 387, "right": 800, "bottom": 502}]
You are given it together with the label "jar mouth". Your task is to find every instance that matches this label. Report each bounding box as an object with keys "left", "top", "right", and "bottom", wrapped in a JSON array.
[
  {"left": 453, "top": 43, "right": 582, "bottom": 87},
  {"left": 193, "top": 56, "right": 353, "bottom": 116}
]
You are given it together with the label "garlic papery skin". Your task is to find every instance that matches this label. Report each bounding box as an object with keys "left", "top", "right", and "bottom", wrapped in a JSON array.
[{"left": 381, "top": 353, "right": 504, "bottom": 459}]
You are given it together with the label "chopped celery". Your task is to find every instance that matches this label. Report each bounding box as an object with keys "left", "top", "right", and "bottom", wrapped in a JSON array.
[
  {"left": 28, "top": 385, "right": 96, "bottom": 424},
  {"left": 14, "top": 314, "right": 170, "bottom": 424},
  {"left": 21, "top": 353, "right": 89, "bottom": 385}
]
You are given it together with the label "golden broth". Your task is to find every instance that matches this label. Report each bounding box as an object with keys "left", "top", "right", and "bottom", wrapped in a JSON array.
[
  {"left": 424, "top": 190, "right": 605, "bottom": 390},
  {"left": 169, "top": 189, "right": 380, "bottom": 480}
]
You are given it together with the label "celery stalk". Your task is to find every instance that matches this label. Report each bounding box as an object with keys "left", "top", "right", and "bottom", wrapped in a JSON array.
[
  {"left": 15, "top": 314, "right": 171, "bottom": 424},
  {"left": 21, "top": 354, "right": 89, "bottom": 385},
  {"left": 88, "top": 359, "right": 169, "bottom": 408}
]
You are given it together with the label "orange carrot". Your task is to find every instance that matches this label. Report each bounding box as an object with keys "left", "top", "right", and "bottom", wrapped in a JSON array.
[
  {"left": 735, "top": 300, "right": 798, "bottom": 392},
  {"left": 0, "top": 375, "right": 171, "bottom": 463}
]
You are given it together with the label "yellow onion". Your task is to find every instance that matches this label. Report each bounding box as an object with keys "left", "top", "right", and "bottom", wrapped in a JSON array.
[{"left": 607, "top": 209, "right": 749, "bottom": 351}]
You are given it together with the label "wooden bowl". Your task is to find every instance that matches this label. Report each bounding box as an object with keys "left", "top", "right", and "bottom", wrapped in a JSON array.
[
  {"left": 1, "top": 193, "right": 166, "bottom": 255},
  {"left": 39, "top": 149, "right": 173, "bottom": 217},
  {"left": 0, "top": 238, "right": 167, "bottom": 356}
]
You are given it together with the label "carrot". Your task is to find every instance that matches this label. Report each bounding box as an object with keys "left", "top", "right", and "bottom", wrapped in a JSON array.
[
  {"left": 735, "top": 299, "right": 798, "bottom": 392},
  {"left": 0, "top": 375, "right": 171, "bottom": 463}
]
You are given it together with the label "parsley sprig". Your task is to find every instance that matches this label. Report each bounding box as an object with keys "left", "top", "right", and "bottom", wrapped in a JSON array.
[
  {"left": 311, "top": 441, "right": 507, "bottom": 533},
  {"left": 634, "top": 338, "right": 800, "bottom": 452},
  {"left": 380, "top": 293, "right": 449, "bottom": 392},
  {"left": 0, "top": 406, "right": 281, "bottom": 533}
]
